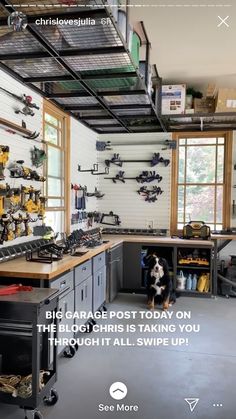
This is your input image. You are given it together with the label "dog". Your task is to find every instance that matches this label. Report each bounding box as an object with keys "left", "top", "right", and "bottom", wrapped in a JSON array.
[{"left": 145, "top": 254, "right": 176, "bottom": 310}]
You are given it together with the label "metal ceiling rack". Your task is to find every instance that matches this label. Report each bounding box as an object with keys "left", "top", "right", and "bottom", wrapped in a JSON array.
[{"left": 0, "top": 0, "right": 166, "bottom": 134}]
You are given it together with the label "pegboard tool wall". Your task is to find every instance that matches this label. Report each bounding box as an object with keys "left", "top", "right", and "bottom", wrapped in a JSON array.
[
  {"left": 97, "top": 133, "right": 172, "bottom": 230},
  {"left": 0, "top": 68, "right": 43, "bottom": 246}
]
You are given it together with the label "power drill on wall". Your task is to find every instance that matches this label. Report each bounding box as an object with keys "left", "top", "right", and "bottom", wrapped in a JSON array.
[{"left": 0, "top": 146, "right": 10, "bottom": 180}]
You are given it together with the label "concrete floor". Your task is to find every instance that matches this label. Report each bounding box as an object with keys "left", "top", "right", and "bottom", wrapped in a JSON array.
[{"left": 1, "top": 294, "right": 236, "bottom": 419}]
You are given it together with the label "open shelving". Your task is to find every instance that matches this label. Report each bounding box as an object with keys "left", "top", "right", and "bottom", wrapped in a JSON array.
[{"left": 0, "top": 0, "right": 166, "bottom": 133}]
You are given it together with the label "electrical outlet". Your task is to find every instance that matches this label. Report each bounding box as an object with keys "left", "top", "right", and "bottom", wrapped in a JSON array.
[{"left": 146, "top": 220, "right": 153, "bottom": 229}]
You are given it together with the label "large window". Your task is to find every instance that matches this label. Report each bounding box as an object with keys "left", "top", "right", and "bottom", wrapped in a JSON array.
[
  {"left": 43, "top": 101, "right": 70, "bottom": 234},
  {"left": 171, "top": 133, "right": 232, "bottom": 233}
]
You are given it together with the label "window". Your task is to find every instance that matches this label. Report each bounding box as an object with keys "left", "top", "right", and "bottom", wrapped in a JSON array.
[
  {"left": 43, "top": 101, "right": 70, "bottom": 234},
  {"left": 171, "top": 133, "right": 232, "bottom": 233}
]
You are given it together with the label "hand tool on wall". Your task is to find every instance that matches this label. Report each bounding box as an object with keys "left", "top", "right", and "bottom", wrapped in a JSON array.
[
  {"left": 21, "top": 186, "right": 40, "bottom": 213},
  {"left": 105, "top": 152, "right": 170, "bottom": 168},
  {"left": 96, "top": 141, "right": 112, "bottom": 151},
  {"left": 0, "top": 87, "right": 40, "bottom": 117},
  {"left": 12, "top": 215, "right": 24, "bottom": 238},
  {"left": 100, "top": 211, "right": 121, "bottom": 226},
  {"left": 8, "top": 161, "right": 46, "bottom": 182},
  {"left": 0, "top": 184, "right": 10, "bottom": 215},
  {"left": 0, "top": 146, "right": 10, "bottom": 180},
  {"left": 22, "top": 213, "right": 38, "bottom": 236},
  {"left": 31, "top": 146, "right": 47, "bottom": 168},
  {"left": 105, "top": 170, "right": 163, "bottom": 184},
  {"left": 87, "top": 187, "right": 105, "bottom": 198},
  {"left": 136, "top": 171, "right": 162, "bottom": 183},
  {"left": 0, "top": 214, "right": 14, "bottom": 244},
  {"left": 137, "top": 186, "right": 164, "bottom": 203}
]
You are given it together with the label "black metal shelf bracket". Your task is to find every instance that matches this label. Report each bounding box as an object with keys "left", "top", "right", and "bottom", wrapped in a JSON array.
[
  {"left": 91, "top": 165, "right": 109, "bottom": 176},
  {"left": 78, "top": 164, "right": 97, "bottom": 173}
]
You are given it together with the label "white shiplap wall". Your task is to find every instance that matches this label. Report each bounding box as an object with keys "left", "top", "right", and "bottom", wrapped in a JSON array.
[
  {"left": 70, "top": 118, "right": 98, "bottom": 231},
  {"left": 97, "top": 133, "right": 172, "bottom": 230},
  {"left": 0, "top": 69, "right": 43, "bottom": 247}
]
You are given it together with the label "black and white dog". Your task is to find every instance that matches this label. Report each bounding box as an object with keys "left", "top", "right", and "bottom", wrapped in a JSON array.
[{"left": 145, "top": 254, "right": 176, "bottom": 310}]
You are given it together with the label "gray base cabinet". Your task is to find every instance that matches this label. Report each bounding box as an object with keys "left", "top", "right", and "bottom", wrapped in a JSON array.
[
  {"left": 93, "top": 252, "right": 106, "bottom": 312},
  {"left": 108, "top": 244, "right": 123, "bottom": 302},
  {"left": 74, "top": 260, "right": 93, "bottom": 326},
  {"left": 50, "top": 270, "right": 74, "bottom": 354},
  {"left": 75, "top": 275, "right": 93, "bottom": 327}
]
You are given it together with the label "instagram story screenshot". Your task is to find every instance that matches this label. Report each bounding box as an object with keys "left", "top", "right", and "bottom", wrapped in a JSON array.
[{"left": 0, "top": 0, "right": 235, "bottom": 418}]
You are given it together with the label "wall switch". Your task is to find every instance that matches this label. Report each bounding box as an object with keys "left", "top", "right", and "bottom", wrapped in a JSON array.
[{"left": 146, "top": 220, "right": 153, "bottom": 229}]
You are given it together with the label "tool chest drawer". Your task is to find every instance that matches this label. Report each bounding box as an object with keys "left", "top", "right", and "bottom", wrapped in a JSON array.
[
  {"left": 93, "top": 251, "right": 106, "bottom": 273},
  {"left": 74, "top": 259, "right": 92, "bottom": 286},
  {"left": 50, "top": 270, "right": 73, "bottom": 294}
]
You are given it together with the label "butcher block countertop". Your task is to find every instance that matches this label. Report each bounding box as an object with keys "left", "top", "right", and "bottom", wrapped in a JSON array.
[{"left": 0, "top": 234, "right": 227, "bottom": 281}]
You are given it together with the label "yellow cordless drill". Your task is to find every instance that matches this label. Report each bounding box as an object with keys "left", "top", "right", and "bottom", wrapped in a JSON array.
[{"left": 0, "top": 146, "right": 10, "bottom": 180}]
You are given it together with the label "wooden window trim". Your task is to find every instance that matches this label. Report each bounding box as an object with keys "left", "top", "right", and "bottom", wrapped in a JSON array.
[
  {"left": 171, "top": 131, "right": 233, "bottom": 235},
  {"left": 43, "top": 99, "right": 71, "bottom": 234}
]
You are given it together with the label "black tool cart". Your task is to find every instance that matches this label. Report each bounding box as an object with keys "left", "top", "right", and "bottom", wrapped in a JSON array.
[{"left": 0, "top": 287, "right": 59, "bottom": 419}]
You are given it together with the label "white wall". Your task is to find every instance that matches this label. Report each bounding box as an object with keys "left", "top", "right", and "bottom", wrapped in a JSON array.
[
  {"left": 0, "top": 69, "right": 43, "bottom": 246},
  {"left": 97, "top": 133, "right": 172, "bottom": 230},
  {"left": 70, "top": 118, "right": 98, "bottom": 232}
]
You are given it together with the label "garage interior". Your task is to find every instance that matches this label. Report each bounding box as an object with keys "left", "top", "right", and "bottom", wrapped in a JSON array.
[{"left": 0, "top": 1, "right": 235, "bottom": 419}]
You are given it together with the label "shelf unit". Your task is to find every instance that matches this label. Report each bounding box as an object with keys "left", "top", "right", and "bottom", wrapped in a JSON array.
[
  {"left": 0, "top": 0, "right": 166, "bottom": 133},
  {"left": 138, "top": 242, "right": 213, "bottom": 298}
]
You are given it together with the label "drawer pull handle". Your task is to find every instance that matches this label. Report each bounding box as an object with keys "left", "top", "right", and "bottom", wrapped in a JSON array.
[
  {"left": 81, "top": 289, "right": 84, "bottom": 301},
  {"left": 60, "top": 280, "right": 66, "bottom": 288},
  {"left": 82, "top": 267, "right": 87, "bottom": 271}
]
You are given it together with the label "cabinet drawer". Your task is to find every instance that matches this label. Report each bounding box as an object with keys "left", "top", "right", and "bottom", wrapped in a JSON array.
[
  {"left": 75, "top": 260, "right": 92, "bottom": 287},
  {"left": 50, "top": 270, "right": 73, "bottom": 294},
  {"left": 93, "top": 251, "right": 106, "bottom": 273}
]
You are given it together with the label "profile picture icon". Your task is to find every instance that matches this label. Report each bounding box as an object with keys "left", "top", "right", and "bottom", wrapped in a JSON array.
[{"left": 8, "top": 11, "right": 27, "bottom": 32}]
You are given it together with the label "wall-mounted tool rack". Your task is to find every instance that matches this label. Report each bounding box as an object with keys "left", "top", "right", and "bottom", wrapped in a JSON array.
[
  {"left": 105, "top": 153, "right": 170, "bottom": 167},
  {"left": 78, "top": 164, "right": 109, "bottom": 175},
  {"left": 104, "top": 170, "right": 163, "bottom": 183},
  {"left": 0, "top": 117, "right": 40, "bottom": 140}
]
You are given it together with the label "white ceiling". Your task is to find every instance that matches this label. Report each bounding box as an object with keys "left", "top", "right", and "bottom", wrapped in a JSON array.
[{"left": 129, "top": 0, "right": 236, "bottom": 93}]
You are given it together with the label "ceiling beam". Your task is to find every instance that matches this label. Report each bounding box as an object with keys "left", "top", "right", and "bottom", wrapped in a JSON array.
[
  {"left": 23, "top": 72, "right": 137, "bottom": 83},
  {"left": 0, "top": 46, "right": 126, "bottom": 61},
  {"left": 65, "top": 104, "right": 152, "bottom": 111},
  {"left": 47, "top": 89, "right": 146, "bottom": 98}
]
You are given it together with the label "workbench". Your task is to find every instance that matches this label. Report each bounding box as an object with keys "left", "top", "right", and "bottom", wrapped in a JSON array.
[{"left": 0, "top": 236, "right": 211, "bottom": 283}]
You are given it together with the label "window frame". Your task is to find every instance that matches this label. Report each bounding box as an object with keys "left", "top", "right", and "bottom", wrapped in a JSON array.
[
  {"left": 43, "top": 100, "right": 71, "bottom": 234},
  {"left": 171, "top": 131, "right": 233, "bottom": 234}
]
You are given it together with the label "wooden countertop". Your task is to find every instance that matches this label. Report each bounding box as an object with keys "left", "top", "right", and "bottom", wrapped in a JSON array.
[
  {"left": 0, "top": 242, "right": 111, "bottom": 281},
  {"left": 0, "top": 235, "right": 222, "bottom": 281}
]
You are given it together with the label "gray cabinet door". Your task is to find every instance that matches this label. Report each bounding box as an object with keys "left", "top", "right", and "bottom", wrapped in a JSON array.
[
  {"left": 123, "top": 243, "right": 142, "bottom": 289},
  {"left": 93, "top": 266, "right": 106, "bottom": 312},
  {"left": 75, "top": 275, "right": 93, "bottom": 327},
  {"left": 84, "top": 275, "right": 93, "bottom": 314},
  {"left": 57, "top": 289, "right": 74, "bottom": 354},
  {"left": 109, "top": 245, "right": 123, "bottom": 302}
]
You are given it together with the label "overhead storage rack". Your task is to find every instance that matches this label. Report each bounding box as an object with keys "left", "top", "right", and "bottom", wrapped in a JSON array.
[{"left": 0, "top": 0, "right": 166, "bottom": 133}]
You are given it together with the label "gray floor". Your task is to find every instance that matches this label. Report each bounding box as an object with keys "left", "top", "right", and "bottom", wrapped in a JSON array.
[{"left": 1, "top": 294, "right": 236, "bottom": 419}]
